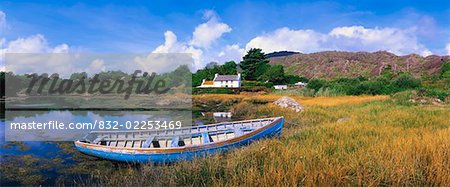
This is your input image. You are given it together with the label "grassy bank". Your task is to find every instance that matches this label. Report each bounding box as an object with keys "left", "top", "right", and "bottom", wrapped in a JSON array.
[{"left": 87, "top": 94, "right": 449, "bottom": 186}]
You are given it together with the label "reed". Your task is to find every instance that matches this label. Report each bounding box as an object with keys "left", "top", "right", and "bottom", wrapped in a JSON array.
[
  {"left": 193, "top": 94, "right": 388, "bottom": 107},
  {"left": 92, "top": 95, "right": 449, "bottom": 186}
]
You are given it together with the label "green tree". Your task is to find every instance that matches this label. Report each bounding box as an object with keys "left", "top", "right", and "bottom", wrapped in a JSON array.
[
  {"left": 218, "top": 61, "right": 238, "bottom": 75},
  {"left": 240, "top": 48, "right": 269, "bottom": 80},
  {"left": 259, "top": 65, "right": 286, "bottom": 84}
]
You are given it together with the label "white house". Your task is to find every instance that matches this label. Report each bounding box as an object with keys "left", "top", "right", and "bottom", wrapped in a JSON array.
[
  {"left": 294, "top": 82, "right": 308, "bottom": 86},
  {"left": 198, "top": 73, "right": 241, "bottom": 88},
  {"left": 274, "top": 85, "right": 288, "bottom": 90}
]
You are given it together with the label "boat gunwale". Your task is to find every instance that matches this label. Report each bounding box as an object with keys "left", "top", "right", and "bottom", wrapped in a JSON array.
[
  {"left": 75, "top": 117, "right": 283, "bottom": 153},
  {"left": 89, "top": 117, "right": 277, "bottom": 134}
]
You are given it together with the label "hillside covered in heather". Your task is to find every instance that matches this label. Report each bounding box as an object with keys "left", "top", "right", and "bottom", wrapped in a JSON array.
[{"left": 268, "top": 51, "right": 450, "bottom": 79}]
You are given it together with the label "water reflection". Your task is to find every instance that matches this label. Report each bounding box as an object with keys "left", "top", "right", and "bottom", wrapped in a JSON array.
[
  {"left": 4, "top": 110, "right": 192, "bottom": 141},
  {"left": 0, "top": 109, "right": 238, "bottom": 185},
  {"left": 0, "top": 110, "right": 195, "bottom": 186}
]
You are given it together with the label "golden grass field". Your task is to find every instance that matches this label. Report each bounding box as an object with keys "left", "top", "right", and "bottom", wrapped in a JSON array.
[{"left": 94, "top": 94, "right": 449, "bottom": 186}]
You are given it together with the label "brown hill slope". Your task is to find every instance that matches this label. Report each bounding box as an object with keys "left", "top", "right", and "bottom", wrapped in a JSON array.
[{"left": 269, "top": 51, "right": 450, "bottom": 79}]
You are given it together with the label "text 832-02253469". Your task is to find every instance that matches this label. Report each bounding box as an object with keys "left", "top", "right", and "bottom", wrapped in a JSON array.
[
  {"left": 97, "top": 120, "right": 183, "bottom": 130},
  {"left": 8, "top": 120, "right": 184, "bottom": 130}
]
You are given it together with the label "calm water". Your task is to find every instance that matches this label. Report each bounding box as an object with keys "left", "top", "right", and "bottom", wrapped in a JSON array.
[{"left": 0, "top": 110, "right": 232, "bottom": 186}]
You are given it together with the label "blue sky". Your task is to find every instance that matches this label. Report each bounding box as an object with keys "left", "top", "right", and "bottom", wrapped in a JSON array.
[{"left": 1, "top": 0, "right": 450, "bottom": 70}]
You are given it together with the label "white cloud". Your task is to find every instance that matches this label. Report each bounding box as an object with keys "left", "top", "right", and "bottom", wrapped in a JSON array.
[
  {"left": 0, "top": 34, "right": 71, "bottom": 74},
  {"left": 152, "top": 31, "right": 178, "bottom": 53},
  {"left": 189, "top": 10, "right": 231, "bottom": 48},
  {"left": 152, "top": 30, "right": 244, "bottom": 70},
  {"left": 328, "top": 26, "right": 430, "bottom": 56},
  {"left": 52, "top": 44, "right": 70, "bottom": 53},
  {"left": 84, "top": 59, "right": 106, "bottom": 75},
  {"left": 245, "top": 26, "right": 432, "bottom": 57},
  {"left": 246, "top": 27, "right": 324, "bottom": 53},
  {"left": 151, "top": 10, "right": 235, "bottom": 70},
  {"left": 446, "top": 43, "right": 450, "bottom": 55},
  {"left": 152, "top": 31, "right": 203, "bottom": 68},
  {"left": 421, "top": 50, "right": 432, "bottom": 57},
  {"left": 4, "top": 34, "right": 49, "bottom": 53},
  {"left": 1, "top": 34, "right": 69, "bottom": 53},
  {"left": 217, "top": 44, "right": 245, "bottom": 62}
]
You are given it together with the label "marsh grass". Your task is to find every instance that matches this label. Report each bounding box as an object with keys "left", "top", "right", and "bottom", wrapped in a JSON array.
[{"left": 90, "top": 95, "right": 449, "bottom": 186}]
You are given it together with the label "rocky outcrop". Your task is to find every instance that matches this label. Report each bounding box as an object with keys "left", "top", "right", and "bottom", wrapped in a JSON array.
[
  {"left": 274, "top": 96, "right": 303, "bottom": 112},
  {"left": 269, "top": 51, "right": 450, "bottom": 79}
]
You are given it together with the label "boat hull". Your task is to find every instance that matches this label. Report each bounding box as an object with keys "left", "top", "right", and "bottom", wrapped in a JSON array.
[{"left": 75, "top": 117, "right": 284, "bottom": 163}]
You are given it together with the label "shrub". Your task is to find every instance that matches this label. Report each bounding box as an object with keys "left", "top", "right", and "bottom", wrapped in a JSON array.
[
  {"left": 441, "top": 61, "right": 450, "bottom": 79},
  {"left": 328, "top": 78, "right": 362, "bottom": 95},
  {"left": 241, "top": 81, "right": 273, "bottom": 88},
  {"left": 393, "top": 74, "right": 421, "bottom": 89},
  {"left": 284, "top": 75, "right": 309, "bottom": 84},
  {"left": 192, "top": 88, "right": 235, "bottom": 94},
  {"left": 358, "top": 80, "right": 385, "bottom": 95},
  {"left": 391, "top": 91, "right": 415, "bottom": 106},
  {"left": 418, "top": 88, "right": 449, "bottom": 102},
  {"left": 307, "top": 79, "right": 326, "bottom": 92}
]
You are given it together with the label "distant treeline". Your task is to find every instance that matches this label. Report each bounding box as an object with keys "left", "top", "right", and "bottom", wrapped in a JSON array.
[{"left": 1, "top": 65, "right": 192, "bottom": 97}]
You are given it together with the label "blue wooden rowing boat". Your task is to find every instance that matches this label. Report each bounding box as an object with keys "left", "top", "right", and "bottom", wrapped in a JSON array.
[{"left": 74, "top": 117, "right": 284, "bottom": 163}]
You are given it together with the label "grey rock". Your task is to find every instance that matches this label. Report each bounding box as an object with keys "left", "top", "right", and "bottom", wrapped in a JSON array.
[
  {"left": 273, "top": 96, "right": 304, "bottom": 112},
  {"left": 337, "top": 117, "right": 351, "bottom": 123}
]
